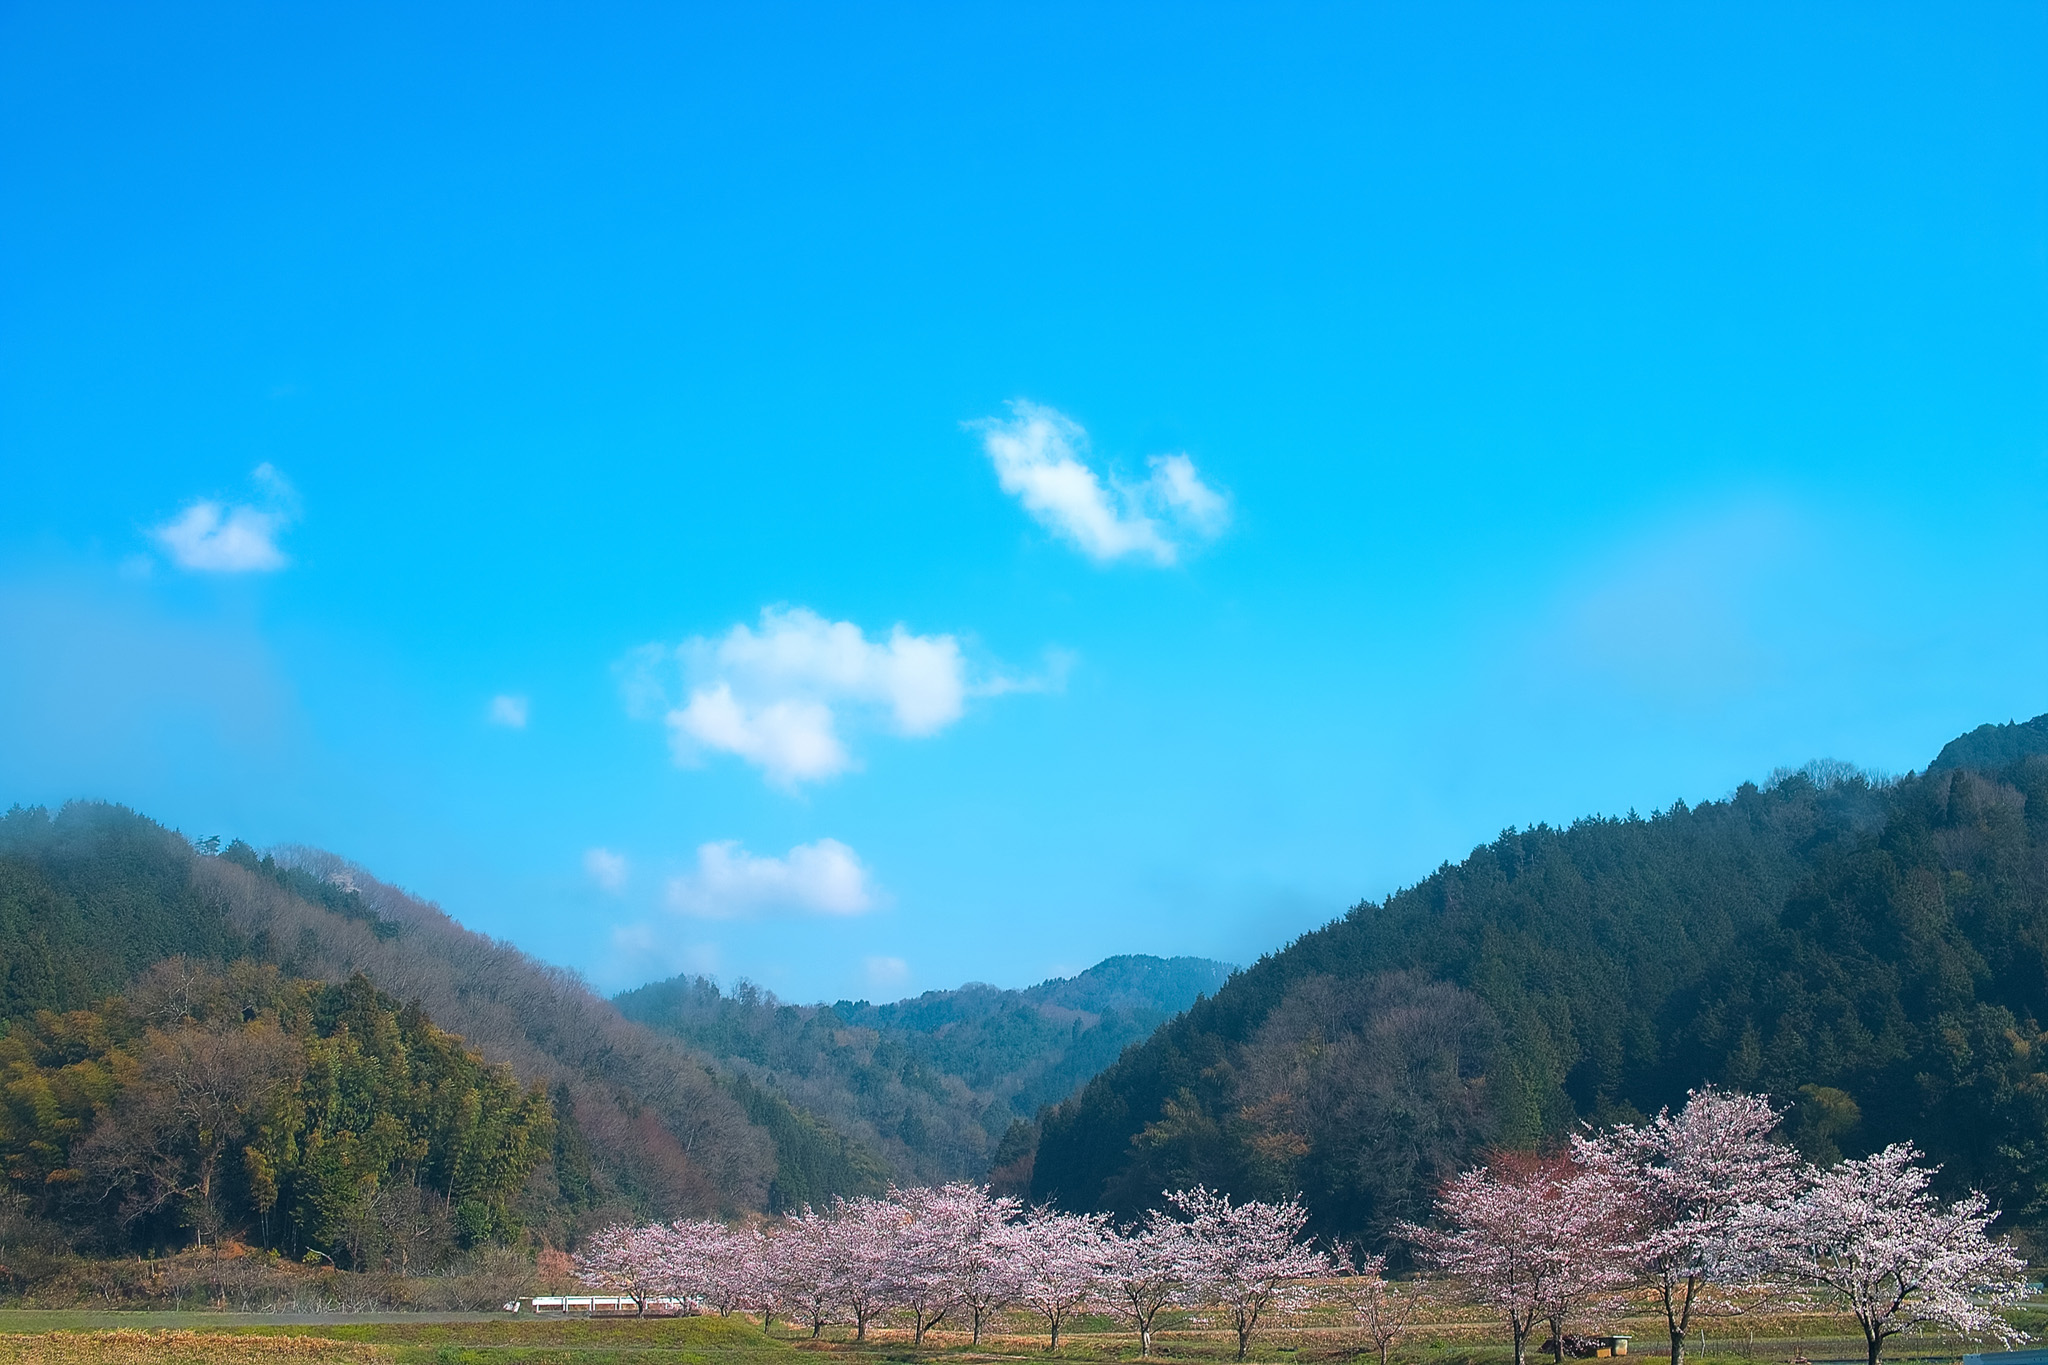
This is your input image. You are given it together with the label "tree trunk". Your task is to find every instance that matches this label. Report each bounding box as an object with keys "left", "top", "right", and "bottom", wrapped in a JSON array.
[
  {"left": 1666, "top": 1272, "right": 1700, "bottom": 1365},
  {"left": 1050, "top": 1317, "right": 1062, "bottom": 1352},
  {"left": 1140, "top": 1322, "right": 1153, "bottom": 1356},
  {"left": 1512, "top": 1319, "right": 1530, "bottom": 1365},
  {"left": 1552, "top": 1314, "right": 1567, "bottom": 1365},
  {"left": 1864, "top": 1325, "right": 1885, "bottom": 1365}
]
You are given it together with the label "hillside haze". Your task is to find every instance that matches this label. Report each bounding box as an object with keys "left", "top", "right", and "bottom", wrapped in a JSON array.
[{"left": 614, "top": 955, "right": 1236, "bottom": 1191}]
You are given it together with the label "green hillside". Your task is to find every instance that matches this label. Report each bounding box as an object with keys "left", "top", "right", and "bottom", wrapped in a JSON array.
[
  {"left": 0, "top": 803, "right": 786, "bottom": 1258},
  {"left": 0, "top": 802, "right": 1226, "bottom": 1260},
  {"left": 614, "top": 954, "right": 1234, "bottom": 1188},
  {"left": 1032, "top": 718, "right": 2048, "bottom": 1250}
]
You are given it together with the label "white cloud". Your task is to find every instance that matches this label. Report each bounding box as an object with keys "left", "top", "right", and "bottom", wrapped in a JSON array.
[
  {"left": 151, "top": 463, "right": 299, "bottom": 573},
  {"left": 673, "top": 683, "right": 845, "bottom": 784},
  {"left": 611, "top": 924, "right": 719, "bottom": 978},
  {"left": 584, "top": 847, "right": 629, "bottom": 893},
  {"left": 488, "top": 694, "right": 530, "bottom": 728},
  {"left": 624, "top": 607, "right": 982, "bottom": 787},
  {"left": 1147, "top": 452, "right": 1231, "bottom": 535},
  {"left": 665, "top": 838, "right": 878, "bottom": 919},
  {"left": 864, "top": 955, "right": 910, "bottom": 990},
  {"left": 972, "top": 401, "right": 1230, "bottom": 566}
]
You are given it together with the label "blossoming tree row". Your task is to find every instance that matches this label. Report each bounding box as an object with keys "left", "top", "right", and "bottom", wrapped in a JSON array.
[
  {"left": 575, "top": 1184, "right": 1333, "bottom": 1358},
  {"left": 1408, "top": 1089, "right": 2032, "bottom": 1365},
  {"left": 579, "top": 1089, "right": 2030, "bottom": 1365}
]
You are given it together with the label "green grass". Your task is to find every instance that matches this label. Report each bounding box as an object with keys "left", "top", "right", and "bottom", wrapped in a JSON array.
[{"left": 0, "top": 1313, "right": 2016, "bottom": 1365}]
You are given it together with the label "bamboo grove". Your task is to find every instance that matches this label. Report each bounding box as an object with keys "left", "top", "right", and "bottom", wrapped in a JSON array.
[{"left": 0, "top": 958, "right": 552, "bottom": 1265}]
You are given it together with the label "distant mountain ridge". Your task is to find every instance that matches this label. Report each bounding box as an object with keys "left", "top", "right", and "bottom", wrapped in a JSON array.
[{"left": 614, "top": 954, "right": 1235, "bottom": 1190}]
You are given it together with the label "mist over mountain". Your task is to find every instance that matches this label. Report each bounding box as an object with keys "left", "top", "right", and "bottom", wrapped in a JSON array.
[{"left": 1032, "top": 715, "right": 2048, "bottom": 1252}]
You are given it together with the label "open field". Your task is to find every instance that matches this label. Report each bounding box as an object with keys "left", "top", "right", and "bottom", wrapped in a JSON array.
[{"left": 0, "top": 1308, "right": 2024, "bottom": 1365}]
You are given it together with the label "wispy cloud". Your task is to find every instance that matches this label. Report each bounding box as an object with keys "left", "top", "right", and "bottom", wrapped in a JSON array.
[
  {"left": 488, "top": 694, "right": 530, "bottom": 729},
  {"left": 611, "top": 923, "right": 719, "bottom": 979},
  {"left": 623, "top": 606, "right": 1045, "bottom": 788},
  {"left": 152, "top": 463, "right": 299, "bottom": 573},
  {"left": 584, "top": 847, "right": 629, "bottom": 893},
  {"left": 971, "top": 401, "right": 1230, "bottom": 566},
  {"left": 864, "top": 955, "right": 910, "bottom": 990},
  {"left": 665, "top": 838, "right": 878, "bottom": 919}
]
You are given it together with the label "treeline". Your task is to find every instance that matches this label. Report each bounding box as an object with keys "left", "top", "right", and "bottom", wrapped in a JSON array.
[
  {"left": 576, "top": 1096, "right": 2032, "bottom": 1365},
  {"left": 616, "top": 956, "right": 1232, "bottom": 1188},
  {"left": 1036, "top": 721, "right": 2048, "bottom": 1251},
  {"left": 0, "top": 958, "right": 548, "bottom": 1264},
  {"left": 577, "top": 1181, "right": 1327, "bottom": 1359}
]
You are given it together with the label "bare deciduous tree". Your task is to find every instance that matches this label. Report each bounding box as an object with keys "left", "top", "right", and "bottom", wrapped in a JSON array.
[{"left": 79, "top": 1019, "right": 299, "bottom": 1246}]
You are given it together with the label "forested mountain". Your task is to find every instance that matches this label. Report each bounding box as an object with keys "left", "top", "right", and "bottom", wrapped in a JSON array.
[
  {"left": 0, "top": 804, "right": 783, "bottom": 1259},
  {"left": 615, "top": 955, "right": 1234, "bottom": 1191},
  {"left": 1033, "top": 718, "right": 2048, "bottom": 1253},
  {"left": 0, "top": 803, "right": 1225, "bottom": 1262},
  {"left": 19, "top": 708, "right": 2048, "bottom": 1266},
  {"left": 0, "top": 959, "right": 550, "bottom": 1261}
]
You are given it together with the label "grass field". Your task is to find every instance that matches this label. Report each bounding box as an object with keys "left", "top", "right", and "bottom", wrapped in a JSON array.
[{"left": 0, "top": 1308, "right": 2019, "bottom": 1365}]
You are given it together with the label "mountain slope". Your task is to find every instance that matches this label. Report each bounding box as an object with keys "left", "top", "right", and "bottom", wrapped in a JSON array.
[
  {"left": 0, "top": 803, "right": 778, "bottom": 1244},
  {"left": 615, "top": 955, "right": 1234, "bottom": 1186},
  {"left": 1033, "top": 721, "right": 2048, "bottom": 1249}
]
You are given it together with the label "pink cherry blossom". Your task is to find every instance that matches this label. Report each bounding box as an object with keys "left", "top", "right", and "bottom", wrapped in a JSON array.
[
  {"left": 1747, "top": 1143, "right": 2029, "bottom": 1365},
  {"left": 1330, "top": 1252, "right": 1418, "bottom": 1365},
  {"left": 1011, "top": 1206, "right": 1112, "bottom": 1351},
  {"left": 1573, "top": 1087, "right": 1805, "bottom": 1365},
  {"left": 1101, "top": 1213, "right": 1194, "bottom": 1356},
  {"left": 1168, "top": 1186, "right": 1331, "bottom": 1361}
]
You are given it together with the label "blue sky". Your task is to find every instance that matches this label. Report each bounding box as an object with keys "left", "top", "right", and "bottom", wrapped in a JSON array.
[{"left": 3, "top": 3, "right": 2044, "bottom": 1003}]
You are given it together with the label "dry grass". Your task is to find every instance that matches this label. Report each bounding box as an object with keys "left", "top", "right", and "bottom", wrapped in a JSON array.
[{"left": 0, "top": 1331, "right": 391, "bottom": 1364}]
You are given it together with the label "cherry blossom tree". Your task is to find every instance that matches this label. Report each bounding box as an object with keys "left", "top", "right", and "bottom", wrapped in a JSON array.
[
  {"left": 1331, "top": 1253, "right": 1418, "bottom": 1365},
  {"left": 1404, "top": 1164, "right": 1549, "bottom": 1365},
  {"left": 1747, "top": 1144, "right": 2029, "bottom": 1365},
  {"left": 1102, "top": 1214, "right": 1193, "bottom": 1357},
  {"left": 775, "top": 1206, "right": 846, "bottom": 1338},
  {"left": 928, "top": 1183, "right": 1025, "bottom": 1345},
  {"left": 730, "top": 1224, "right": 778, "bottom": 1327},
  {"left": 1012, "top": 1206, "right": 1112, "bottom": 1352},
  {"left": 828, "top": 1194, "right": 903, "bottom": 1342},
  {"left": 1170, "top": 1187, "right": 1331, "bottom": 1362},
  {"left": 663, "top": 1218, "right": 744, "bottom": 1313},
  {"left": 1514, "top": 1154, "right": 1634, "bottom": 1365},
  {"left": 887, "top": 1184, "right": 968, "bottom": 1345},
  {"left": 574, "top": 1222, "right": 677, "bottom": 1316},
  {"left": 1573, "top": 1088, "right": 1805, "bottom": 1365}
]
